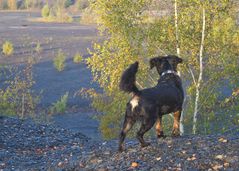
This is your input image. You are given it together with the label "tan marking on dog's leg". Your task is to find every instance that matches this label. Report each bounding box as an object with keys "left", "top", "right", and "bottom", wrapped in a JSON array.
[
  {"left": 155, "top": 117, "right": 164, "bottom": 138},
  {"left": 130, "top": 96, "right": 139, "bottom": 111},
  {"left": 172, "top": 111, "right": 181, "bottom": 136},
  {"left": 123, "top": 122, "right": 133, "bottom": 133},
  {"left": 119, "top": 118, "right": 135, "bottom": 152},
  {"left": 155, "top": 118, "right": 162, "bottom": 133}
]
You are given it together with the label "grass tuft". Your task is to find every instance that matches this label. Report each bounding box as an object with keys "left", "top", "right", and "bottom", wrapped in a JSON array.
[
  {"left": 53, "top": 49, "right": 66, "bottom": 72},
  {"left": 2, "top": 41, "right": 14, "bottom": 56}
]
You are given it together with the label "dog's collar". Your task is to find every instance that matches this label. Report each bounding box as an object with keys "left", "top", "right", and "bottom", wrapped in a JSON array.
[{"left": 161, "top": 70, "right": 179, "bottom": 77}]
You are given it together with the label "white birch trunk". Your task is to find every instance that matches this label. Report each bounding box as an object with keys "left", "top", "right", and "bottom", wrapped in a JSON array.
[
  {"left": 174, "top": 0, "right": 180, "bottom": 56},
  {"left": 174, "top": 0, "right": 184, "bottom": 135},
  {"left": 193, "top": 7, "right": 206, "bottom": 134}
]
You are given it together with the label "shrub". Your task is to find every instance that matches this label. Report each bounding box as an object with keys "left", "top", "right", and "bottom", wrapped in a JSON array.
[
  {"left": 35, "top": 41, "right": 42, "bottom": 53},
  {"left": 50, "top": 92, "right": 69, "bottom": 114},
  {"left": 53, "top": 49, "right": 66, "bottom": 71},
  {"left": 0, "top": 61, "right": 40, "bottom": 118},
  {"left": 2, "top": 41, "right": 14, "bottom": 56},
  {"left": 80, "top": 6, "right": 97, "bottom": 24},
  {"left": 41, "top": 4, "right": 50, "bottom": 18},
  {"left": 65, "top": 0, "right": 75, "bottom": 8},
  {"left": 73, "top": 52, "right": 83, "bottom": 63},
  {"left": 46, "top": 3, "right": 73, "bottom": 23},
  {"left": 76, "top": 0, "right": 89, "bottom": 10},
  {"left": 86, "top": 0, "right": 239, "bottom": 139},
  {"left": 0, "top": 0, "right": 7, "bottom": 9},
  {"left": 7, "top": 0, "right": 17, "bottom": 10}
]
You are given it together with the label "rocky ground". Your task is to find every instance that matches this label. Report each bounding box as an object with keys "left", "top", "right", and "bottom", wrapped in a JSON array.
[{"left": 0, "top": 116, "right": 239, "bottom": 171}]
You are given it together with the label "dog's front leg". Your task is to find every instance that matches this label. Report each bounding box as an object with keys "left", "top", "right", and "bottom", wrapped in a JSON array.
[{"left": 172, "top": 110, "right": 181, "bottom": 137}]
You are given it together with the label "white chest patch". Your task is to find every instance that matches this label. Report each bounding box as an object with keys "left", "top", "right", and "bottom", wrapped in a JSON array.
[{"left": 130, "top": 97, "right": 139, "bottom": 111}]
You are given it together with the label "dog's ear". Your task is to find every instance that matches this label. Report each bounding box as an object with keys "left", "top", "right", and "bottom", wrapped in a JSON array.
[
  {"left": 172, "top": 55, "right": 183, "bottom": 64},
  {"left": 167, "top": 55, "right": 183, "bottom": 65},
  {"left": 175, "top": 56, "right": 183, "bottom": 64},
  {"left": 150, "top": 57, "right": 162, "bottom": 69}
]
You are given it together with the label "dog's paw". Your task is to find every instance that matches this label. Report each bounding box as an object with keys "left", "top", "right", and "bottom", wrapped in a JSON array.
[
  {"left": 141, "top": 142, "right": 150, "bottom": 148},
  {"left": 172, "top": 129, "right": 180, "bottom": 137},
  {"left": 157, "top": 131, "right": 166, "bottom": 139}
]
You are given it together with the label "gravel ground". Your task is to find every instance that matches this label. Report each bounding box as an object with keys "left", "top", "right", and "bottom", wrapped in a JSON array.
[
  {"left": 0, "top": 116, "right": 98, "bottom": 170},
  {"left": 1, "top": 116, "right": 239, "bottom": 171}
]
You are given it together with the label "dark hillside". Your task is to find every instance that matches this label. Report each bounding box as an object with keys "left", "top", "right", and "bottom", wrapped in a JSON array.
[{"left": 1, "top": 116, "right": 238, "bottom": 170}]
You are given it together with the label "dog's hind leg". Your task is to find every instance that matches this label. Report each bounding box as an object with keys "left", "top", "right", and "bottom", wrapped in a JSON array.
[
  {"left": 155, "top": 115, "right": 165, "bottom": 138},
  {"left": 172, "top": 110, "right": 181, "bottom": 137},
  {"left": 118, "top": 115, "right": 136, "bottom": 152},
  {"left": 136, "top": 118, "right": 155, "bottom": 148}
]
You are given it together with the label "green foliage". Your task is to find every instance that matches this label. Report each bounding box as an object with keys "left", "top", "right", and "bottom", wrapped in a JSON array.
[
  {"left": 73, "top": 52, "right": 83, "bottom": 63},
  {"left": 35, "top": 41, "right": 42, "bottom": 53},
  {"left": 2, "top": 41, "right": 14, "bottom": 56},
  {"left": 64, "top": 0, "right": 75, "bottom": 8},
  {"left": 23, "top": 0, "right": 43, "bottom": 9},
  {"left": 53, "top": 49, "right": 66, "bottom": 72},
  {"left": 0, "top": 61, "right": 40, "bottom": 118},
  {"left": 0, "top": 0, "right": 6, "bottom": 9},
  {"left": 50, "top": 92, "right": 69, "bottom": 114},
  {"left": 86, "top": 0, "right": 239, "bottom": 139},
  {"left": 76, "top": 0, "right": 89, "bottom": 10},
  {"left": 80, "top": 6, "right": 97, "bottom": 24},
  {"left": 46, "top": 0, "right": 73, "bottom": 23},
  {"left": 86, "top": 0, "right": 153, "bottom": 139},
  {"left": 7, "top": 0, "right": 17, "bottom": 10},
  {"left": 39, "top": 0, "right": 73, "bottom": 23},
  {"left": 41, "top": 4, "right": 50, "bottom": 18}
]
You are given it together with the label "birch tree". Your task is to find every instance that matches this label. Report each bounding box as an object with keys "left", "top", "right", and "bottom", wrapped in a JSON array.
[
  {"left": 86, "top": 0, "right": 239, "bottom": 139},
  {"left": 174, "top": 0, "right": 186, "bottom": 135},
  {"left": 192, "top": 7, "right": 206, "bottom": 134}
]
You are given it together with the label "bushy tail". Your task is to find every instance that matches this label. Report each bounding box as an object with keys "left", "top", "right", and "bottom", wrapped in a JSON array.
[{"left": 119, "top": 62, "right": 140, "bottom": 95}]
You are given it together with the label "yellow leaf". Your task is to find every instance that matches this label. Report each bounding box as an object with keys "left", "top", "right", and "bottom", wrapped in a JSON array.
[
  {"left": 215, "top": 155, "right": 223, "bottom": 160},
  {"left": 218, "top": 137, "right": 228, "bottom": 143},
  {"left": 131, "top": 162, "right": 138, "bottom": 168},
  {"left": 156, "top": 157, "right": 161, "bottom": 161}
]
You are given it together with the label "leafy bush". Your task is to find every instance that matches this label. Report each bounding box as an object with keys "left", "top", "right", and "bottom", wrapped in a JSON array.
[
  {"left": 65, "top": 0, "right": 75, "bottom": 8},
  {"left": 50, "top": 92, "right": 69, "bottom": 114},
  {"left": 43, "top": 1, "right": 73, "bottom": 23},
  {"left": 76, "top": 0, "right": 89, "bottom": 10},
  {"left": 80, "top": 5, "right": 97, "bottom": 24},
  {"left": 41, "top": 4, "right": 50, "bottom": 18},
  {"left": 0, "top": 0, "right": 8, "bottom": 9},
  {"left": 53, "top": 49, "right": 66, "bottom": 72},
  {"left": 0, "top": 61, "right": 40, "bottom": 118},
  {"left": 73, "top": 52, "right": 83, "bottom": 63},
  {"left": 24, "top": 0, "right": 43, "bottom": 9},
  {"left": 86, "top": 0, "right": 239, "bottom": 139},
  {"left": 35, "top": 41, "right": 42, "bottom": 53},
  {"left": 2, "top": 41, "right": 14, "bottom": 56}
]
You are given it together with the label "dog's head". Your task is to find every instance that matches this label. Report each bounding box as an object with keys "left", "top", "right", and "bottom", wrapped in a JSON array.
[{"left": 150, "top": 55, "right": 183, "bottom": 75}]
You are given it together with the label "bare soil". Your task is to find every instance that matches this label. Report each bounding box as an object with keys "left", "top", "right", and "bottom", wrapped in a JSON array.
[{"left": 0, "top": 11, "right": 102, "bottom": 139}]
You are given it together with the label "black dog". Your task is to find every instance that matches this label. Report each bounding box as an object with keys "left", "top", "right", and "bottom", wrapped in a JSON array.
[{"left": 118, "top": 55, "right": 184, "bottom": 151}]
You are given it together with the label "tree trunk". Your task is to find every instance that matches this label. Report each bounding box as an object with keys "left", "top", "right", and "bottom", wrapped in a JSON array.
[
  {"left": 174, "top": 0, "right": 180, "bottom": 55},
  {"left": 193, "top": 7, "right": 206, "bottom": 134},
  {"left": 174, "top": 0, "right": 185, "bottom": 135}
]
